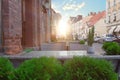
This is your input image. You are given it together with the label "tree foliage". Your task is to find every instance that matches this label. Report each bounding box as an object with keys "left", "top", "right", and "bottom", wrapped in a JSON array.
[{"left": 87, "top": 26, "right": 94, "bottom": 46}]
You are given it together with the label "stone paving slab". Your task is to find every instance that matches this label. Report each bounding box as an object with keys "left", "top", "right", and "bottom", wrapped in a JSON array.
[
  {"left": 1, "top": 51, "right": 120, "bottom": 60},
  {"left": 41, "top": 43, "right": 66, "bottom": 51},
  {"left": 20, "top": 51, "right": 87, "bottom": 59}
]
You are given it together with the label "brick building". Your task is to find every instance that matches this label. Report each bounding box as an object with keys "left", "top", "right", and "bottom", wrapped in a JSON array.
[{"left": 0, "top": 0, "right": 52, "bottom": 54}]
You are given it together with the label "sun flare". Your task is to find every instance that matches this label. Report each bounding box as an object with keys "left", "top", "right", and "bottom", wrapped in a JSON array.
[{"left": 57, "top": 19, "right": 68, "bottom": 38}]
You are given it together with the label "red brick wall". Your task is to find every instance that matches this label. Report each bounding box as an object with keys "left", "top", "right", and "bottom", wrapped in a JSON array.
[
  {"left": 22, "top": 0, "right": 41, "bottom": 49},
  {"left": 2, "top": 0, "right": 22, "bottom": 54},
  {"left": 22, "top": 0, "right": 49, "bottom": 50},
  {"left": 22, "top": 0, "right": 34, "bottom": 48},
  {"left": 1, "top": 0, "right": 52, "bottom": 54},
  {"left": 0, "top": 0, "right": 2, "bottom": 51}
]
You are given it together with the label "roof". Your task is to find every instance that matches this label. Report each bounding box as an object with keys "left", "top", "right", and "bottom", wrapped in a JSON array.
[
  {"left": 70, "top": 15, "right": 82, "bottom": 24},
  {"left": 80, "top": 15, "right": 93, "bottom": 30},
  {"left": 88, "top": 11, "right": 106, "bottom": 27}
]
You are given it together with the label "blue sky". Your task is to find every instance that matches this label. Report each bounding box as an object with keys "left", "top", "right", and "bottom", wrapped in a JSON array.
[{"left": 52, "top": 0, "right": 106, "bottom": 20}]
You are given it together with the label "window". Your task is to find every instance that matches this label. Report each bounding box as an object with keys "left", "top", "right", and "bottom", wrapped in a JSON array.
[
  {"left": 119, "top": 2, "right": 120, "bottom": 9},
  {"left": 113, "top": 14, "right": 116, "bottom": 21},
  {"left": 114, "top": 0, "right": 116, "bottom": 6},
  {"left": 108, "top": 1, "right": 110, "bottom": 9},
  {"left": 108, "top": 16, "right": 110, "bottom": 23}
]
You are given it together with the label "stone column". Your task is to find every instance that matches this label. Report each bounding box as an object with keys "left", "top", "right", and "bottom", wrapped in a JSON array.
[
  {"left": 36, "top": 0, "right": 41, "bottom": 49},
  {"left": 22, "top": 0, "right": 40, "bottom": 50},
  {"left": 32, "top": 0, "right": 39, "bottom": 50},
  {"left": 46, "top": 0, "right": 52, "bottom": 43},
  {"left": 2, "top": 0, "right": 22, "bottom": 54}
]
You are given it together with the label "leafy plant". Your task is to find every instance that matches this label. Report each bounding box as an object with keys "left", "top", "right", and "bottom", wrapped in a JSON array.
[
  {"left": 63, "top": 57, "right": 117, "bottom": 80},
  {"left": 79, "top": 40, "right": 85, "bottom": 44},
  {"left": 11, "top": 57, "right": 64, "bottom": 80},
  {"left": 0, "top": 57, "right": 14, "bottom": 80},
  {"left": 102, "top": 42, "right": 112, "bottom": 50},
  {"left": 102, "top": 42, "right": 120, "bottom": 55},
  {"left": 24, "top": 48, "right": 33, "bottom": 53},
  {"left": 87, "top": 27, "right": 94, "bottom": 46}
]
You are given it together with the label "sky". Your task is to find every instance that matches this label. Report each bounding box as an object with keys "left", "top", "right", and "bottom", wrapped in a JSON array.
[{"left": 52, "top": 0, "right": 106, "bottom": 20}]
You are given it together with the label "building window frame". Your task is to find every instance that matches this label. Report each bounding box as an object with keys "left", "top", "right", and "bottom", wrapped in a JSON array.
[
  {"left": 108, "top": 1, "right": 110, "bottom": 9},
  {"left": 108, "top": 16, "right": 111, "bottom": 23},
  {"left": 113, "top": 13, "right": 116, "bottom": 22},
  {"left": 114, "top": 0, "right": 116, "bottom": 6}
]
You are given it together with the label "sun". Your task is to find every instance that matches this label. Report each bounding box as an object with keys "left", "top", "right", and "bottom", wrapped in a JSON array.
[{"left": 57, "top": 19, "right": 68, "bottom": 38}]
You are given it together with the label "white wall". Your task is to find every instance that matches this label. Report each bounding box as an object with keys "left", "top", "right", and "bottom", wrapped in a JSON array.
[{"left": 94, "top": 18, "right": 107, "bottom": 37}]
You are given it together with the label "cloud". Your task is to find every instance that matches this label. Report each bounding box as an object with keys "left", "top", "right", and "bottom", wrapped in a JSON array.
[{"left": 63, "top": 2, "right": 85, "bottom": 11}]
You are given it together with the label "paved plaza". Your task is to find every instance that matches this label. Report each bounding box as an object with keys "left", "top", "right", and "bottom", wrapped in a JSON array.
[{"left": 41, "top": 42, "right": 105, "bottom": 55}]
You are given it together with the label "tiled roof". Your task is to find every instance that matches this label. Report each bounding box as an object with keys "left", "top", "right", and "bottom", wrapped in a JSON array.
[
  {"left": 88, "top": 11, "right": 106, "bottom": 27},
  {"left": 70, "top": 15, "right": 82, "bottom": 24},
  {"left": 81, "top": 15, "right": 93, "bottom": 30}
]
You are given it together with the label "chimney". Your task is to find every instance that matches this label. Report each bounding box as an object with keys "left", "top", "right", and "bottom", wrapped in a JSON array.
[{"left": 77, "top": 15, "right": 83, "bottom": 20}]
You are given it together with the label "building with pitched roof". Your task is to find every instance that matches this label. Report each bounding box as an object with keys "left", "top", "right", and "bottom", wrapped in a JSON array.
[
  {"left": 79, "top": 15, "right": 93, "bottom": 40},
  {"left": 71, "top": 11, "right": 107, "bottom": 40},
  {"left": 70, "top": 15, "right": 83, "bottom": 40},
  {"left": 88, "top": 11, "right": 107, "bottom": 37},
  {"left": 71, "top": 13, "right": 93, "bottom": 40}
]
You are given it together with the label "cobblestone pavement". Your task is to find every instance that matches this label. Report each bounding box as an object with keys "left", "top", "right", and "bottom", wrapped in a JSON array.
[
  {"left": 0, "top": 42, "right": 105, "bottom": 55},
  {"left": 41, "top": 42, "right": 66, "bottom": 51},
  {"left": 70, "top": 43, "right": 105, "bottom": 55},
  {"left": 92, "top": 43, "right": 105, "bottom": 55},
  {"left": 41, "top": 42, "right": 105, "bottom": 55}
]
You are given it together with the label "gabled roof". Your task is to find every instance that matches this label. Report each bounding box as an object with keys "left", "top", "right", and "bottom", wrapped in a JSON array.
[
  {"left": 88, "top": 11, "right": 106, "bottom": 27},
  {"left": 80, "top": 15, "right": 93, "bottom": 30}
]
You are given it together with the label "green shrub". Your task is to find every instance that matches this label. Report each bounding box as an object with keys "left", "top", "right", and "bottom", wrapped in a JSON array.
[
  {"left": 102, "top": 42, "right": 112, "bottom": 50},
  {"left": 87, "top": 27, "right": 94, "bottom": 46},
  {"left": 11, "top": 57, "right": 63, "bottom": 80},
  {"left": 24, "top": 48, "right": 33, "bottom": 53},
  {"left": 102, "top": 42, "right": 120, "bottom": 55},
  {"left": 63, "top": 57, "right": 117, "bottom": 80},
  {"left": 79, "top": 40, "right": 85, "bottom": 44},
  {"left": 0, "top": 57, "right": 14, "bottom": 80}
]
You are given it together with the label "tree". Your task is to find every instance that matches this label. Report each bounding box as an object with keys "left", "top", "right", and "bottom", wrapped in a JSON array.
[{"left": 87, "top": 26, "right": 94, "bottom": 46}]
